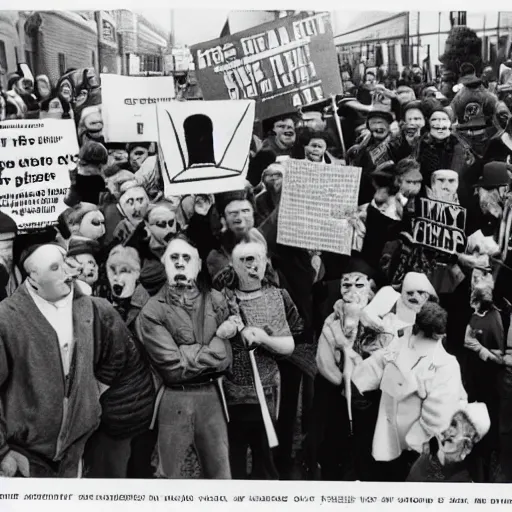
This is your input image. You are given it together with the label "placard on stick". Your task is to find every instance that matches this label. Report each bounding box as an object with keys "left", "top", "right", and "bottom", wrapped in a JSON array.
[
  {"left": 0, "top": 119, "right": 77, "bottom": 232},
  {"left": 101, "top": 74, "right": 175, "bottom": 143},
  {"left": 277, "top": 160, "right": 361, "bottom": 255},
  {"left": 156, "top": 100, "right": 255, "bottom": 196},
  {"left": 412, "top": 197, "right": 467, "bottom": 254}
]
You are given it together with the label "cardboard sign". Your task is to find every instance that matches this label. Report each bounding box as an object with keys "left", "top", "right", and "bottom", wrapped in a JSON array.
[
  {"left": 277, "top": 159, "right": 360, "bottom": 255},
  {"left": 100, "top": 74, "right": 175, "bottom": 143},
  {"left": 191, "top": 12, "right": 342, "bottom": 120},
  {"left": 412, "top": 197, "right": 467, "bottom": 254},
  {"left": 156, "top": 100, "right": 255, "bottom": 196},
  {"left": 0, "top": 119, "right": 78, "bottom": 232}
]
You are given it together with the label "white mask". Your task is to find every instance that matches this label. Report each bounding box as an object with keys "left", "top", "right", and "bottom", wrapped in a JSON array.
[
  {"left": 119, "top": 186, "right": 149, "bottom": 226},
  {"left": 401, "top": 272, "right": 433, "bottom": 313},
  {"left": 232, "top": 242, "right": 267, "bottom": 291},
  {"left": 163, "top": 238, "right": 201, "bottom": 288},
  {"left": 340, "top": 272, "right": 371, "bottom": 307}
]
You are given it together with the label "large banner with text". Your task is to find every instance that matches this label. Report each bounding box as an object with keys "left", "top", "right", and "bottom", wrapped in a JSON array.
[
  {"left": 191, "top": 12, "right": 342, "bottom": 120},
  {"left": 0, "top": 119, "right": 78, "bottom": 232}
]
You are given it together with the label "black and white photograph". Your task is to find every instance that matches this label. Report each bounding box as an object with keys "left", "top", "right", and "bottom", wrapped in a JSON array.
[{"left": 1, "top": 6, "right": 512, "bottom": 494}]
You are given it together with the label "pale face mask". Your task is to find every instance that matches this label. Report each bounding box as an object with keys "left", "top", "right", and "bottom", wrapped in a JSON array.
[
  {"left": 147, "top": 207, "right": 177, "bottom": 246},
  {"left": 232, "top": 242, "right": 267, "bottom": 292},
  {"left": 304, "top": 138, "right": 327, "bottom": 162},
  {"left": 59, "top": 80, "right": 73, "bottom": 102},
  {"left": 79, "top": 210, "right": 105, "bottom": 240},
  {"left": 436, "top": 412, "right": 476, "bottom": 464},
  {"left": 164, "top": 238, "right": 201, "bottom": 288},
  {"left": 429, "top": 111, "right": 451, "bottom": 140},
  {"left": 430, "top": 171, "right": 459, "bottom": 203},
  {"left": 119, "top": 186, "right": 150, "bottom": 226},
  {"left": 340, "top": 272, "right": 371, "bottom": 307},
  {"left": 73, "top": 253, "right": 98, "bottom": 286},
  {"left": 401, "top": 283, "right": 431, "bottom": 314},
  {"left": 107, "top": 260, "right": 140, "bottom": 299}
]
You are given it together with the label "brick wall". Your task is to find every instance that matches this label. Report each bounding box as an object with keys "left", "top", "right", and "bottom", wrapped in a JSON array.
[{"left": 37, "top": 12, "right": 98, "bottom": 84}]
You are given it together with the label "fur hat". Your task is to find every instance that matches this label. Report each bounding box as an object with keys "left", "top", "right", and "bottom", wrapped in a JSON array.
[{"left": 463, "top": 402, "right": 491, "bottom": 442}]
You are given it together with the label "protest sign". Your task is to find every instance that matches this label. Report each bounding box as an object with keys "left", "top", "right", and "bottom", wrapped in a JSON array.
[
  {"left": 277, "top": 159, "right": 361, "bottom": 255},
  {"left": 412, "top": 197, "right": 467, "bottom": 254},
  {"left": 100, "top": 74, "right": 175, "bottom": 143},
  {"left": 156, "top": 100, "right": 255, "bottom": 196},
  {"left": 0, "top": 119, "right": 77, "bottom": 232},
  {"left": 191, "top": 12, "right": 342, "bottom": 120}
]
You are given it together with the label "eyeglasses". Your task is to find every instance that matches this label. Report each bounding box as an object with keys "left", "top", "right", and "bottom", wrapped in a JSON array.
[{"left": 152, "top": 220, "right": 175, "bottom": 229}]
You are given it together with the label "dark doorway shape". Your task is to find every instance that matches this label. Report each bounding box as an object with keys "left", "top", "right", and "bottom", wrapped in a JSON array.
[{"left": 183, "top": 114, "right": 215, "bottom": 167}]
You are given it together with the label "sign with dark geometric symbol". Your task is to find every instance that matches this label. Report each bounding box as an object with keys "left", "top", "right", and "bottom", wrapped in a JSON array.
[{"left": 157, "top": 100, "right": 255, "bottom": 195}]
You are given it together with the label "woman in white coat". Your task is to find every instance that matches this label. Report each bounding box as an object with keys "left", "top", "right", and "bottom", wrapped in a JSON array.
[{"left": 351, "top": 302, "right": 468, "bottom": 481}]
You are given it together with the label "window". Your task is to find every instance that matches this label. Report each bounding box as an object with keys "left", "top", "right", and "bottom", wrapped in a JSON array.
[
  {"left": 450, "top": 11, "right": 466, "bottom": 27},
  {"left": 92, "top": 51, "right": 96, "bottom": 68},
  {"left": 58, "top": 53, "right": 66, "bottom": 76},
  {"left": 0, "top": 41, "right": 7, "bottom": 75}
]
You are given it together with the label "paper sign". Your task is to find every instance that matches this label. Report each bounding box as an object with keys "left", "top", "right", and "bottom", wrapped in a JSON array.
[
  {"left": 0, "top": 119, "right": 78, "bottom": 232},
  {"left": 412, "top": 197, "right": 467, "bottom": 254},
  {"left": 277, "top": 159, "right": 361, "bottom": 255},
  {"left": 100, "top": 74, "right": 176, "bottom": 143},
  {"left": 156, "top": 100, "right": 255, "bottom": 196},
  {"left": 191, "top": 12, "right": 342, "bottom": 120}
]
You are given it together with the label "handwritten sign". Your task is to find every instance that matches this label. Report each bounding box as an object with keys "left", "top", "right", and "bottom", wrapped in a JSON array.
[
  {"left": 191, "top": 12, "right": 342, "bottom": 120},
  {"left": 277, "top": 159, "right": 361, "bottom": 255},
  {"left": 100, "top": 74, "right": 175, "bottom": 143},
  {"left": 0, "top": 119, "right": 78, "bottom": 232},
  {"left": 156, "top": 100, "right": 255, "bottom": 196},
  {"left": 412, "top": 197, "right": 467, "bottom": 254}
]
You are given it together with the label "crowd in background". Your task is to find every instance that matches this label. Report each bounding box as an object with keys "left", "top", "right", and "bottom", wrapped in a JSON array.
[{"left": 1, "top": 51, "right": 512, "bottom": 483}]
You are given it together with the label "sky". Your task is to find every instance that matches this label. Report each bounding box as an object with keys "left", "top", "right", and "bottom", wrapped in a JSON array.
[
  {"left": 137, "top": 9, "right": 362, "bottom": 46},
  {"left": 137, "top": 9, "right": 230, "bottom": 46}
]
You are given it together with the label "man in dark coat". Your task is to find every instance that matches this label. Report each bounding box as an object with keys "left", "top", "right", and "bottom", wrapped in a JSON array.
[{"left": 0, "top": 231, "right": 152, "bottom": 478}]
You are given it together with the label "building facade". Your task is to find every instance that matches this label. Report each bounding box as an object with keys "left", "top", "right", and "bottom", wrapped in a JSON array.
[
  {"left": 114, "top": 10, "right": 168, "bottom": 76},
  {"left": 334, "top": 11, "right": 512, "bottom": 79}
]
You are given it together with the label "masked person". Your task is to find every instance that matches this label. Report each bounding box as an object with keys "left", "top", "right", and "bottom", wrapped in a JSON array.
[
  {"left": 400, "top": 100, "right": 426, "bottom": 152},
  {"left": 34, "top": 75, "right": 51, "bottom": 103},
  {"left": 407, "top": 403, "right": 490, "bottom": 482},
  {"left": 66, "top": 236, "right": 100, "bottom": 296},
  {"left": 106, "top": 143, "right": 130, "bottom": 170},
  {"left": 127, "top": 142, "right": 151, "bottom": 173},
  {"left": 313, "top": 259, "right": 386, "bottom": 480},
  {"left": 124, "top": 203, "right": 179, "bottom": 297},
  {"left": 347, "top": 109, "right": 408, "bottom": 205},
  {"left": 66, "top": 141, "right": 108, "bottom": 208},
  {"left": 77, "top": 106, "right": 104, "bottom": 146},
  {"left": 260, "top": 114, "right": 297, "bottom": 157},
  {"left": 136, "top": 235, "right": 233, "bottom": 479},
  {"left": 255, "top": 163, "right": 284, "bottom": 225},
  {"left": 361, "top": 272, "right": 437, "bottom": 342},
  {"left": 64, "top": 203, "right": 106, "bottom": 242},
  {"left": 415, "top": 106, "right": 476, "bottom": 208},
  {"left": 112, "top": 182, "right": 150, "bottom": 245},
  {"left": 222, "top": 239, "right": 302, "bottom": 479},
  {"left": 351, "top": 302, "right": 468, "bottom": 481},
  {"left": 207, "top": 188, "right": 268, "bottom": 290},
  {"left": 0, "top": 228, "right": 150, "bottom": 478}
]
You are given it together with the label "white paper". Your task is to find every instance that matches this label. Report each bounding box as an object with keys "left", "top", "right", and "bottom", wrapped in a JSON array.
[
  {"left": 100, "top": 74, "right": 175, "bottom": 143},
  {"left": 157, "top": 100, "right": 255, "bottom": 196},
  {"left": 0, "top": 119, "right": 77, "bottom": 232}
]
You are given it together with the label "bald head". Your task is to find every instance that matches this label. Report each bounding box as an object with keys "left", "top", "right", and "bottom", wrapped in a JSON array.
[{"left": 25, "top": 244, "right": 74, "bottom": 302}]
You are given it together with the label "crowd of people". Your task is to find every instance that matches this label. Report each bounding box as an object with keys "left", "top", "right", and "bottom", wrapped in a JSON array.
[{"left": 1, "top": 53, "right": 512, "bottom": 483}]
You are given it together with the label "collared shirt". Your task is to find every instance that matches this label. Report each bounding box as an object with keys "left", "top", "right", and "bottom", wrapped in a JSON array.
[{"left": 26, "top": 282, "right": 74, "bottom": 376}]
